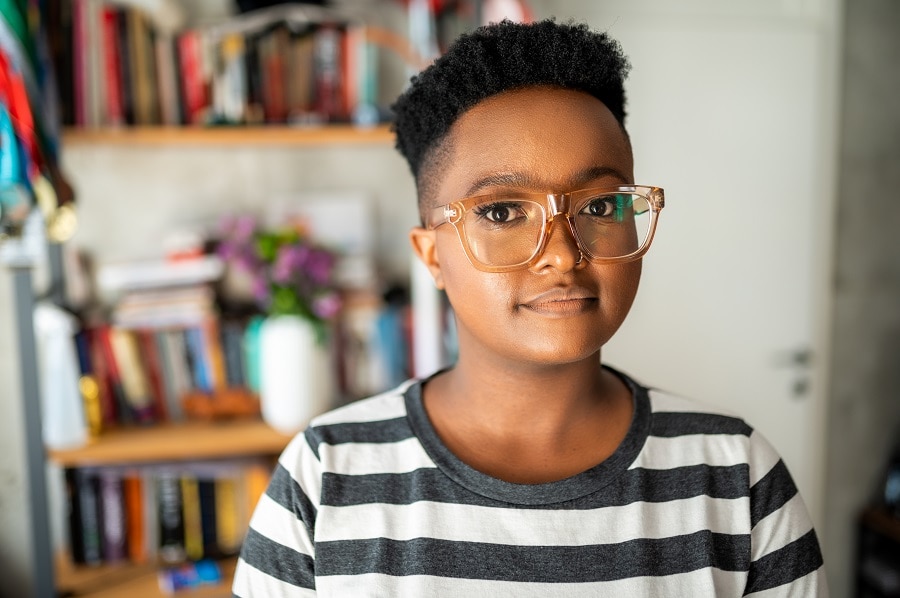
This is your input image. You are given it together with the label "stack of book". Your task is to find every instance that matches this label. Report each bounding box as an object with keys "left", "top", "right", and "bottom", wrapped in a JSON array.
[
  {"left": 64, "top": 459, "right": 272, "bottom": 566},
  {"left": 45, "top": 0, "right": 379, "bottom": 128},
  {"left": 79, "top": 255, "right": 257, "bottom": 429}
]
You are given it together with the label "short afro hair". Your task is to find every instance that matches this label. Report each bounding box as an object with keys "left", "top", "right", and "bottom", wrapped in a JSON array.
[{"left": 392, "top": 19, "right": 631, "bottom": 203}]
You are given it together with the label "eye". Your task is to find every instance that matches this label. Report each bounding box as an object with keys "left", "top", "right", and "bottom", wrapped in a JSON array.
[
  {"left": 473, "top": 201, "right": 526, "bottom": 224},
  {"left": 581, "top": 196, "right": 617, "bottom": 217}
]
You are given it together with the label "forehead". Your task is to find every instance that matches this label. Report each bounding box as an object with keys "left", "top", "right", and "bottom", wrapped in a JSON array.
[{"left": 434, "top": 87, "right": 633, "bottom": 204}]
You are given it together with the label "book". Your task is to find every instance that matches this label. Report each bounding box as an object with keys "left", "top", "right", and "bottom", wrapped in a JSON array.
[
  {"left": 95, "top": 324, "right": 133, "bottom": 425},
  {"left": 98, "top": 469, "right": 126, "bottom": 562},
  {"left": 122, "top": 472, "right": 147, "bottom": 563},
  {"left": 214, "top": 475, "right": 242, "bottom": 556},
  {"left": 155, "top": 330, "right": 185, "bottom": 422},
  {"left": 221, "top": 319, "right": 247, "bottom": 388},
  {"left": 138, "top": 330, "right": 169, "bottom": 421},
  {"left": 97, "top": 255, "right": 224, "bottom": 295},
  {"left": 69, "top": 468, "right": 102, "bottom": 565},
  {"left": 183, "top": 326, "right": 212, "bottom": 393},
  {"left": 141, "top": 468, "right": 159, "bottom": 562},
  {"left": 108, "top": 328, "right": 155, "bottom": 424},
  {"left": 157, "top": 472, "right": 186, "bottom": 564},
  {"left": 101, "top": 6, "right": 124, "bottom": 126},
  {"left": 180, "top": 474, "right": 204, "bottom": 561},
  {"left": 198, "top": 478, "right": 219, "bottom": 557}
]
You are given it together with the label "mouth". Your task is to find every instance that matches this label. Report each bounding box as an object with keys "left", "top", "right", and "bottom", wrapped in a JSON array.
[{"left": 518, "top": 289, "right": 598, "bottom": 316}]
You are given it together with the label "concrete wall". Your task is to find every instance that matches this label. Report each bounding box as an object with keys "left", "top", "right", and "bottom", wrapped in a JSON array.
[{"left": 822, "top": 1, "right": 900, "bottom": 596}]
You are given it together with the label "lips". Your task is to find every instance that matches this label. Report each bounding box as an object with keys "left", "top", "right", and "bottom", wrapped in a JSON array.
[{"left": 518, "top": 287, "right": 598, "bottom": 315}]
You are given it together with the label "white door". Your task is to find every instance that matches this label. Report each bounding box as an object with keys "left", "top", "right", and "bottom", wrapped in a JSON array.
[{"left": 540, "top": 2, "right": 842, "bottom": 527}]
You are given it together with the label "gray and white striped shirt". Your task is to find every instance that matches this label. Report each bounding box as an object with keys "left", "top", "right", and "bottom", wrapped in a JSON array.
[{"left": 233, "top": 370, "right": 826, "bottom": 597}]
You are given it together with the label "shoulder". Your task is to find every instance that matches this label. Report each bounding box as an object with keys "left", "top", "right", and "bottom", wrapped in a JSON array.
[
  {"left": 279, "top": 380, "right": 425, "bottom": 472},
  {"left": 640, "top": 386, "right": 790, "bottom": 490}
]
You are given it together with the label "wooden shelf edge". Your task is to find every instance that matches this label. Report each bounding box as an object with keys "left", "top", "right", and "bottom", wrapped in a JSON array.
[
  {"left": 62, "top": 123, "right": 395, "bottom": 146},
  {"left": 57, "top": 553, "right": 238, "bottom": 598},
  {"left": 48, "top": 419, "right": 294, "bottom": 467}
]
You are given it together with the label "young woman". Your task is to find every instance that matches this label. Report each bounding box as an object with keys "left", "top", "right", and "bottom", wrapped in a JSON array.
[{"left": 234, "top": 19, "right": 826, "bottom": 597}]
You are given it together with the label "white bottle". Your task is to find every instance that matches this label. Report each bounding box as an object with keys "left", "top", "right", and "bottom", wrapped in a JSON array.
[{"left": 33, "top": 301, "right": 88, "bottom": 450}]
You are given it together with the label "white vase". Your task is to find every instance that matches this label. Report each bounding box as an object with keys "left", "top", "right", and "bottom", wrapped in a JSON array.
[{"left": 258, "top": 315, "right": 334, "bottom": 435}]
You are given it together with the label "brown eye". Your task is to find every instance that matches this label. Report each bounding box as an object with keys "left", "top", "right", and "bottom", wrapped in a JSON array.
[
  {"left": 583, "top": 197, "right": 616, "bottom": 217},
  {"left": 473, "top": 202, "right": 526, "bottom": 224}
]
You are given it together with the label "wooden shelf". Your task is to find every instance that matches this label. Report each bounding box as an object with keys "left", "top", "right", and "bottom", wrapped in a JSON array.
[
  {"left": 62, "top": 123, "right": 394, "bottom": 146},
  {"left": 57, "top": 554, "right": 238, "bottom": 598},
  {"left": 48, "top": 419, "right": 294, "bottom": 467}
]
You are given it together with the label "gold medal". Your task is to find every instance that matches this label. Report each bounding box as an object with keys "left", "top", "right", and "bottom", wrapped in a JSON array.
[{"left": 32, "top": 173, "right": 78, "bottom": 243}]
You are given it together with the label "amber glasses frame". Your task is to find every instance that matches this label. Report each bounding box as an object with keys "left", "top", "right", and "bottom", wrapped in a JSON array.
[{"left": 424, "top": 185, "right": 666, "bottom": 273}]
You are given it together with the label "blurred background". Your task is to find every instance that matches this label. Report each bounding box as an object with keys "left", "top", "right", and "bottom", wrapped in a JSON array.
[{"left": 0, "top": 0, "right": 898, "bottom": 596}]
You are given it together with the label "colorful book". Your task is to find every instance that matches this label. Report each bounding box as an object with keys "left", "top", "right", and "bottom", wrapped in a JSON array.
[
  {"left": 98, "top": 469, "right": 126, "bottom": 562},
  {"left": 108, "top": 328, "right": 155, "bottom": 424}
]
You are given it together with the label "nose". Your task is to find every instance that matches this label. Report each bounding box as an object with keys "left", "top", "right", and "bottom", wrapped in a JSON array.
[{"left": 531, "top": 216, "right": 584, "bottom": 272}]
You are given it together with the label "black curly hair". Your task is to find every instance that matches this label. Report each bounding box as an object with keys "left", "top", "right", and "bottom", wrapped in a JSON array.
[{"left": 392, "top": 19, "right": 632, "bottom": 209}]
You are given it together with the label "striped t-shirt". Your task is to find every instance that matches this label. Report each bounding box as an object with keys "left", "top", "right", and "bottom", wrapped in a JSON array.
[{"left": 233, "top": 370, "right": 826, "bottom": 597}]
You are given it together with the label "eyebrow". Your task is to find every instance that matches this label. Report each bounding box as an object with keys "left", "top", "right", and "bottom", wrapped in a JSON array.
[{"left": 463, "top": 166, "right": 630, "bottom": 197}]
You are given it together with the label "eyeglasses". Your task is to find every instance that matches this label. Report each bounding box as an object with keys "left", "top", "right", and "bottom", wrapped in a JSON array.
[{"left": 425, "top": 185, "right": 665, "bottom": 273}]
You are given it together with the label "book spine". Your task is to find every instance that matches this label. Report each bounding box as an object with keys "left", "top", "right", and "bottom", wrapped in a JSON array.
[
  {"left": 96, "top": 325, "right": 132, "bottom": 425},
  {"left": 108, "top": 328, "right": 155, "bottom": 424},
  {"left": 102, "top": 6, "right": 124, "bottom": 125},
  {"left": 183, "top": 326, "right": 212, "bottom": 393},
  {"left": 313, "top": 25, "right": 343, "bottom": 122},
  {"left": 98, "top": 469, "right": 126, "bottom": 562},
  {"left": 214, "top": 475, "right": 241, "bottom": 556},
  {"left": 198, "top": 478, "right": 219, "bottom": 558},
  {"left": 180, "top": 474, "right": 204, "bottom": 561},
  {"left": 221, "top": 320, "right": 247, "bottom": 388},
  {"left": 157, "top": 472, "right": 186, "bottom": 564},
  {"left": 74, "top": 468, "right": 103, "bottom": 565},
  {"left": 142, "top": 468, "right": 159, "bottom": 561},
  {"left": 138, "top": 329, "right": 169, "bottom": 421},
  {"left": 116, "top": 7, "right": 135, "bottom": 125},
  {"left": 72, "top": 0, "right": 87, "bottom": 126},
  {"left": 178, "top": 31, "right": 208, "bottom": 125},
  {"left": 64, "top": 468, "right": 86, "bottom": 563},
  {"left": 122, "top": 472, "right": 146, "bottom": 563}
]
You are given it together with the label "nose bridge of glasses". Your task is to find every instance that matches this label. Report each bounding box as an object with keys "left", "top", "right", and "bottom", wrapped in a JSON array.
[{"left": 542, "top": 193, "right": 583, "bottom": 255}]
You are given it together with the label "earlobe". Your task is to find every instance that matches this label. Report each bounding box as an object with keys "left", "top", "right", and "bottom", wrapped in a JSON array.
[{"left": 409, "top": 227, "right": 445, "bottom": 289}]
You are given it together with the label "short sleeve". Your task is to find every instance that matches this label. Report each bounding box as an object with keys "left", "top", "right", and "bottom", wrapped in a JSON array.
[
  {"left": 232, "top": 428, "right": 323, "bottom": 598},
  {"left": 742, "top": 429, "right": 828, "bottom": 597}
]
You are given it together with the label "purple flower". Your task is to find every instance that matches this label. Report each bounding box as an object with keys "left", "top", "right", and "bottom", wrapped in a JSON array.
[
  {"left": 313, "top": 292, "right": 342, "bottom": 319},
  {"left": 250, "top": 274, "right": 271, "bottom": 304},
  {"left": 306, "top": 249, "right": 335, "bottom": 285},
  {"left": 273, "top": 244, "right": 311, "bottom": 284}
]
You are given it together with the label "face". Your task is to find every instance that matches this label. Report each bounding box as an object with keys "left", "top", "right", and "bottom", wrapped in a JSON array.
[{"left": 410, "top": 87, "right": 641, "bottom": 368}]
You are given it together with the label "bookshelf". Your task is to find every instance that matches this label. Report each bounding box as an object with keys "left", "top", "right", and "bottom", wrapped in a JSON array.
[
  {"left": 62, "top": 123, "right": 395, "bottom": 147},
  {"left": 34, "top": 1, "right": 432, "bottom": 595},
  {"left": 57, "top": 553, "right": 238, "bottom": 598},
  {"left": 48, "top": 419, "right": 293, "bottom": 467}
]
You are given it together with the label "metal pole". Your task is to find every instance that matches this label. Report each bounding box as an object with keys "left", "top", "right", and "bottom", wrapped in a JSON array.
[{"left": 11, "top": 266, "right": 55, "bottom": 598}]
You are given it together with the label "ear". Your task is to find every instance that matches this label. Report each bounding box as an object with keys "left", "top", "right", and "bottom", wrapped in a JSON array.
[{"left": 409, "top": 226, "right": 445, "bottom": 290}]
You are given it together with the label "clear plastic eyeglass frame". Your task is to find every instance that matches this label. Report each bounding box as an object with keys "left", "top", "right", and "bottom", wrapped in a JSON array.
[{"left": 424, "top": 185, "right": 666, "bottom": 273}]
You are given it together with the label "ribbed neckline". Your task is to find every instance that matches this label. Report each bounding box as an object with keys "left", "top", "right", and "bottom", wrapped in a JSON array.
[{"left": 403, "top": 366, "right": 651, "bottom": 506}]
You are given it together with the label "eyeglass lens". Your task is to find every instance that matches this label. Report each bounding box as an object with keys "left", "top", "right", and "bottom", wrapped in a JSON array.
[{"left": 462, "top": 192, "right": 652, "bottom": 267}]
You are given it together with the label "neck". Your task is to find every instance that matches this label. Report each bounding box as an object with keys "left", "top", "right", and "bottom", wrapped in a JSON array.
[{"left": 430, "top": 340, "right": 616, "bottom": 440}]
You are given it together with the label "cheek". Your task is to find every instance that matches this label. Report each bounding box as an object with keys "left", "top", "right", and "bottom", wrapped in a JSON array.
[{"left": 599, "top": 261, "right": 642, "bottom": 321}]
